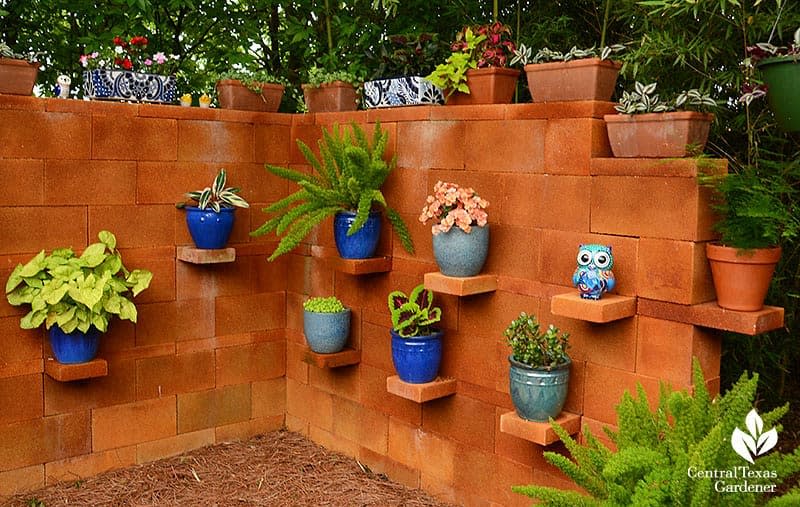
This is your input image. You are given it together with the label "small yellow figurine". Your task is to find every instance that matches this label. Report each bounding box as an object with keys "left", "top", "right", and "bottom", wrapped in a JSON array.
[
  {"left": 179, "top": 93, "right": 192, "bottom": 107},
  {"left": 198, "top": 93, "right": 212, "bottom": 108}
]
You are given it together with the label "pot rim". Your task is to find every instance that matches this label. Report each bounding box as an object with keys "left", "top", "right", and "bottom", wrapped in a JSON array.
[
  {"left": 215, "top": 79, "right": 285, "bottom": 90},
  {"left": 0, "top": 57, "right": 39, "bottom": 67},
  {"left": 466, "top": 67, "right": 521, "bottom": 77},
  {"left": 756, "top": 55, "right": 800, "bottom": 67},
  {"left": 524, "top": 58, "right": 622, "bottom": 72},
  {"left": 432, "top": 223, "right": 489, "bottom": 236},
  {"left": 336, "top": 209, "right": 381, "bottom": 217},
  {"left": 604, "top": 111, "right": 715, "bottom": 123},
  {"left": 301, "top": 81, "right": 357, "bottom": 90},
  {"left": 705, "top": 243, "right": 782, "bottom": 263},
  {"left": 390, "top": 328, "right": 443, "bottom": 340},
  {"left": 303, "top": 308, "right": 351, "bottom": 316},
  {"left": 184, "top": 206, "right": 236, "bottom": 213},
  {"left": 508, "top": 354, "right": 571, "bottom": 371}
]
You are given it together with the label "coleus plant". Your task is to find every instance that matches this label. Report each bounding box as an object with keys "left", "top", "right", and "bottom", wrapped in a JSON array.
[{"left": 387, "top": 284, "right": 442, "bottom": 338}]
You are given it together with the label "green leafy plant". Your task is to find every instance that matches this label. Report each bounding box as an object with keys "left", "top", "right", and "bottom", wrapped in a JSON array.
[
  {"left": 176, "top": 168, "right": 249, "bottom": 212},
  {"left": 425, "top": 27, "right": 486, "bottom": 98},
  {"left": 303, "top": 296, "right": 346, "bottom": 313},
  {"left": 702, "top": 158, "right": 800, "bottom": 250},
  {"left": 216, "top": 70, "right": 288, "bottom": 93},
  {"left": 512, "top": 359, "right": 800, "bottom": 506},
  {"left": 251, "top": 121, "right": 413, "bottom": 261},
  {"left": 366, "top": 32, "right": 449, "bottom": 79},
  {"left": 5, "top": 231, "right": 153, "bottom": 334},
  {"left": 387, "top": 284, "right": 441, "bottom": 338},
  {"left": 615, "top": 81, "right": 716, "bottom": 114},
  {"left": 504, "top": 312, "right": 569, "bottom": 369},
  {"left": 304, "top": 65, "right": 360, "bottom": 88},
  {"left": 512, "top": 43, "right": 624, "bottom": 65}
]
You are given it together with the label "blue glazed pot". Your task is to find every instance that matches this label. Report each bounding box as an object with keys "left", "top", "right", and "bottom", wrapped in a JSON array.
[
  {"left": 303, "top": 309, "right": 351, "bottom": 354},
  {"left": 508, "top": 355, "right": 571, "bottom": 422},
  {"left": 390, "top": 329, "right": 443, "bottom": 384},
  {"left": 185, "top": 207, "right": 235, "bottom": 249},
  {"left": 334, "top": 210, "right": 381, "bottom": 259},
  {"left": 432, "top": 224, "right": 489, "bottom": 277},
  {"left": 49, "top": 325, "right": 101, "bottom": 364}
]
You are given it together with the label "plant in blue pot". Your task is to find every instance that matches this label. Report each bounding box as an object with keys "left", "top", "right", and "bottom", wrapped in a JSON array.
[
  {"left": 387, "top": 284, "right": 443, "bottom": 384},
  {"left": 252, "top": 122, "right": 414, "bottom": 261},
  {"left": 505, "top": 312, "right": 570, "bottom": 422},
  {"left": 419, "top": 181, "right": 490, "bottom": 277},
  {"left": 303, "top": 296, "right": 351, "bottom": 354},
  {"left": 4, "top": 231, "right": 152, "bottom": 364},
  {"left": 177, "top": 169, "right": 250, "bottom": 249}
]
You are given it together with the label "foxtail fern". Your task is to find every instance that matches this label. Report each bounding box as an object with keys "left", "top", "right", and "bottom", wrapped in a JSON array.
[
  {"left": 251, "top": 122, "right": 414, "bottom": 261},
  {"left": 513, "top": 359, "right": 800, "bottom": 506}
]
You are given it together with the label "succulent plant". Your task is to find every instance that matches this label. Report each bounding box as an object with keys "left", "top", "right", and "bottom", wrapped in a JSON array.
[
  {"left": 387, "top": 284, "right": 441, "bottom": 338},
  {"left": 505, "top": 312, "right": 569, "bottom": 369},
  {"left": 303, "top": 296, "right": 346, "bottom": 313}
]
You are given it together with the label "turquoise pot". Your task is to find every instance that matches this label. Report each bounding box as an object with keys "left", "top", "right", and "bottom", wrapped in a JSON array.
[
  {"left": 303, "top": 309, "right": 351, "bottom": 353},
  {"left": 508, "top": 355, "right": 571, "bottom": 422},
  {"left": 758, "top": 56, "right": 800, "bottom": 132},
  {"left": 432, "top": 224, "right": 489, "bottom": 277}
]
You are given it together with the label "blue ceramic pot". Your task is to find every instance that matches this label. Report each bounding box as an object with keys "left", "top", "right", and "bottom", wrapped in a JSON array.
[
  {"left": 303, "top": 309, "right": 351, "bottom": 354},
  {"left": 49, "top": 325, "right": 101, "bottom": 364},
  {"left": 185, "top": 207, "right": 235, "bottom": 249},
  {"left": 508, "top": 355, "right": 571, "bottom": 422},
  {"left": 432, "top": 224, "right": 489, "bottom": 277},
  {"left": 390, "top": 329, "right": 443, "bottom": 384},
  {"left": 334, "top": 210, "right": 381, "bottom": 259}
]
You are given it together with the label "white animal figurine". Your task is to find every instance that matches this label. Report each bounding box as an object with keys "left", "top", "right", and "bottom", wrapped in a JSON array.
[{"left": 54, "top": 75, "right": 71, "bottom": 98}]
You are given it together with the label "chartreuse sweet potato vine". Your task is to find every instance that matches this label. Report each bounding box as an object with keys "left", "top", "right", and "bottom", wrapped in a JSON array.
[
  {"left": 251, "top": 121, "right": 414, "bottom": 261},
  {"left": 5, "top": 231, "right": 153, "bottom": 334}
]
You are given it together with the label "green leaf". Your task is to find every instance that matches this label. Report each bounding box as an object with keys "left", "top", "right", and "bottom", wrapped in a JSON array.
[
  {"left": 98, "top": 230, "right": 116, "bottom": 250},
  {"left": 5, "top": 264, "right": 24, "bottom": 293},
  {"left": 20, "top": 310, "right": 46, "bottom": 329},
  {"left": 127, "top": 269, "right": 153, "bottom": 297},
  {"left": 18, "top": 251, "right": 46, "bottom": 278},
  {"left": 80, "top": 242, "right": 107, "bottom": 268},
  {"left": 118, "top": 298, "right": 137, "bottom": 322}
]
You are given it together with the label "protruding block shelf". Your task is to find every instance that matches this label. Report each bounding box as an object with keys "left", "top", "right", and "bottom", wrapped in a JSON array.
[
  {"left": 177, "top": 246, "right": 236, "bottom": 264},
  {"left": 638, "top": 299, "right": 784, "bottom": 336},
  {"left": 44, "top": 357, "right": 108, "bottom": 382},
  {"left": 550, "top": 293, "right": 636, "bottom": 323},
  {"left": 386, "top": 375, "right": 457, "bottom": 403},
  {"left": 423, "top": 272, "right": 497, "bottom": 296},
  {"left": 499, "top": 410, "right": 581, "bottom": 446},
  {"left": 311, "top": 246, "right": 391, "bottom": 274},
  {"left": 302, "top": 347, "right": 361, "bottom": 368}
]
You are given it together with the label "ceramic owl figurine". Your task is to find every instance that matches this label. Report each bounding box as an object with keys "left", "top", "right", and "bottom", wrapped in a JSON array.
[
  {"left": 54, "top": 75, "right": 71, "bottom": 99},
  {"left": 572, "top": 244, "right": 615, "bottom": 300}
]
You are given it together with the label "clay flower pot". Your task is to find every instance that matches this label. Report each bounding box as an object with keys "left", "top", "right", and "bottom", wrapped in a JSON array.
[
  {"left": 0, "top": 58, "right": 39, "bottom": 95},
  {"left": 604, "top": 111, "right": 714, "bottom": 158},
  {"left": 216, "top": 79, "right": 284, "bottom": 112},
  {"left": 706, "top": 243, "right": 781, "bottom": 311},
  {"left": 302, "top": 81, "right": 357, "bottom": 113},
  {"left": 524, "top": 58, "right": 621, "bottom": 102},
  {"left": 447, "top": 67, "right": 520, "bottom": 105}
]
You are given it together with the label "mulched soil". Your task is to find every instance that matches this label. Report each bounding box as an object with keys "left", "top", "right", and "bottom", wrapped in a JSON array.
[{"left": 4, "top": 430, "right": 457, "bottom": 507}]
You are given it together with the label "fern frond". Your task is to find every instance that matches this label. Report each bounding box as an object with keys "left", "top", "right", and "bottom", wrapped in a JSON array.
[
  {"left": 349, "top": 190, "right": 377, "bottom": 236},
  {"left": 265, "top": 163, "right": 319, "bottom": 186},
  {"left": 267, "top": 206, "right": 339, "bottom": 261},
  {"left": 276, "top": 201, "right": 328, "bottom": 235},
  {"left": 385, "top": 206, "right": 414, "bottom": 254},
  {"left": 263, "top": 190, "right": 309, "bottom": 214},
  {"left": 511, "top": 485, "right": 600, "bottom": 507},
  {"left": 296, "top": 141, "right": 326, "bottom": 183}
]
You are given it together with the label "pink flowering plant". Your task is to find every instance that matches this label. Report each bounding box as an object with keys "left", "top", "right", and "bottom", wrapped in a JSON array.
[
  {"left": 79, "top": 35, "right": 179, "bottom": 74},
  {"left": 419, "top": 181, "right": 489, "bottom": 235}
]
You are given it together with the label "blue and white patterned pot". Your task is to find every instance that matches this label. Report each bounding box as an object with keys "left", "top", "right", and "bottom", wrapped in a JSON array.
[
  {"left": 508, "top": 355, "right": 571, "bottom": 422},
  {"left": 432, "top": 224, "right": 489, "bottom": 277},
  {"left": 83, "top": 69, "right": 178, "bottom": 103},
  {"left": 364, "top": 76, "right": 444, "bottom": 108}
]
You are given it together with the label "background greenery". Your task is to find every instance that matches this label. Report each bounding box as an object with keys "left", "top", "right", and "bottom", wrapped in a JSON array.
[{"left": 2, "top": 0, "right": 798, "bottom": 435}]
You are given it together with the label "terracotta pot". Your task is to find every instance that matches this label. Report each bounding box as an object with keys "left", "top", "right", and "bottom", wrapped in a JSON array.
[
  {"left": 706, "top": 243, "right": 781, "bottom": 311},
  {"left": 447, "top": 67, "right": 520, "bottom": 105},
  {"left": 302, "top": 81, "right": 357, "bottom": 113},
  {"left": 604, "top": 111, "right": 714, "bottom": 158},
  {"left": 216, "top": 79, "right": 284, "bottom": 112},
  {"left": 0, "top": 58, "right": 39, "bottom": 95},
  {"left": 524, "top": 58, "right": 621, "bottom": 102}
]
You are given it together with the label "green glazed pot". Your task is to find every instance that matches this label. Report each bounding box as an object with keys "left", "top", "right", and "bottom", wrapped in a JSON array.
[{"left": 758, "top": 56, "right": 800, "bottom": 132}]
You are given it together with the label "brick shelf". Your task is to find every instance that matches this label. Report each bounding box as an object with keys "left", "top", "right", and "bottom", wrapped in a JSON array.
[
  {"left": 302, "top": 347, "right": 361, "bottom": 368},
  {"left": 423, "top": 272, "right": 497, "bottom": 296},
  {"left": 176, "top": 246, "right": 236, "bottom": 264},
  {"left": 499, "top": 410, "right": 581, "bottom": 446},
  {"left": 386, "top": 375, "right": 457, "bottom": 402},
  {"left": 550, "top": 293, "right": 636, "bottom": 323},
  {"left": 638, "top": 299, "right": 784, "bottom": 336},
  {"left": 311, "top": 246, "right": 391, "bottom": 274},
  {"left": 44, "top": 357, "right": 108, "bottom": 382}
]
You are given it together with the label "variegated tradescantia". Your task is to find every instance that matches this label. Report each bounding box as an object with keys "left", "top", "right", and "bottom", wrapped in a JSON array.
[
  {"left": 178, "top": 168, "right": 250, "bottom": 212},
  {"left": 4, "top": 231, "right": 153, "bottom": 334},
  {"left": 387, "top": 284, "right": 441, "bottom": 338}
]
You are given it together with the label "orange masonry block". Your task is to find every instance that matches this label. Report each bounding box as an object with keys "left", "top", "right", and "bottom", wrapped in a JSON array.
[
  {"left": 310, "top": 246, "right": 391, "bottom": 274},
  {"left": 423, "top": 272, "right": 498, "bottom": 296},
  {"left": 638, "top": 299, "right": 785, "bottom": 336},
  {"left": 550, "top": 293, "right": 636, "bottom": 323},
  {"left": 303, "top": 347, "right": 361, "bottom": 368},
  {"left": 386, "top": 375, "right": 457, "bottom": 403},
  {"left": 44, "top": 357, "right": 108, "bottom": 382},
  {"left": 499, "top": 410, "right": 581, "bottom": 446},
  {"left": 176, "top": 246, "right": 236, "bottom": 264}
]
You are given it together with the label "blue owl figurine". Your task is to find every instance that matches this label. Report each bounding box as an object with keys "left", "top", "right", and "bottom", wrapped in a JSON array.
[{"left": 572, "top": 244, "right": 616, "bottom": 300}]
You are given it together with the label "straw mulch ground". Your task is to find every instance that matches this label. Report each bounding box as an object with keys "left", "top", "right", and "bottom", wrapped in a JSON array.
[{"left": 4, "top": 430, "right": 457, "bottom": 507}]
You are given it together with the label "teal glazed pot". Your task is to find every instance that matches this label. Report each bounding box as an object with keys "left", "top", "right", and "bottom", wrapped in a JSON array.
[
  {"left": 508, "top": 355, "right": 571, "bottom": 422},
  {"left": 334, "top": 210, "right": 381, "bottom": 259},
  {"left": 432, "top": 224, "right": 489, "bottom": 277},
  {"left": 303, "top": 309, "right": 351, "bottom": 354},
  {"left": 758, "top": 56, "right": 800, "bottom": 132}
]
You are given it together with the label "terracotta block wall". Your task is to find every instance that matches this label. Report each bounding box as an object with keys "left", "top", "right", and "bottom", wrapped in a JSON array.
[
  {"left": 0, "top": 95, "right": 725, "bottom": 506},
  {"left": 0, "top": 96, "right": 290, "bottom": 495}
]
